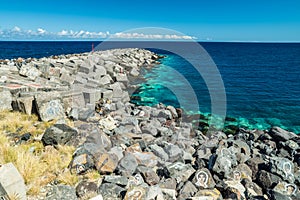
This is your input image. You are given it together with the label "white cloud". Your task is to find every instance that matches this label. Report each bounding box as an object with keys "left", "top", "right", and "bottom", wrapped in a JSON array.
[
  {"left": 12, "top": 26, "right": 21, "bottom": 32},
  {"left": 111, "top": 32, "right": 196, "bottom": 40},
  {"left": 58, "top": 30, "right": 69, "bottom": 36},
  {"left": 37, "top": 28, "right": 46, "bottom": 34},
  {"left": 0, "top": 26, "right": 197, "bottom": 40}
]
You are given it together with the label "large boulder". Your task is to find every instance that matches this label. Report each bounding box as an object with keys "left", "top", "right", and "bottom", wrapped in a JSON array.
[
  {"left": 42, "top": 124, "right": 78, "bottom": 146},
  {"left": 35, "top": 92, "right": 65, "bottom": 121},
  {"left": 269, "top": 126, "right": 297, "bottom": 142}
]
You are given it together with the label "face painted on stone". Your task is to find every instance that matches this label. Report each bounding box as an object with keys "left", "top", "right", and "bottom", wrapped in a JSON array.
[
  {"left": 76, "top": 164, "right": 85, "bottom": 174},
  {"left": 233, "top": 171, "right": 241, "bottom": 181},
  {"left": 283, "top": 162, "right": 292, "bottom": 174},
  {"left": 283, "top": 162, "right": 294, "bottom": 181},
  {"left": 285, "top": 184, "right": 297, "bottom": 195},
  {"left": 128, "top": 189, "right": 143, "bottom": 200},
  {"left": 195, "top": 171, "right": 208, "bottom": 188}
]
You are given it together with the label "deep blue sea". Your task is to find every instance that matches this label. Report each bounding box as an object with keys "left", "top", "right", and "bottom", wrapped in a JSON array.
[{"left": 0, "top": 41, "right": 299, "bottom": 133}]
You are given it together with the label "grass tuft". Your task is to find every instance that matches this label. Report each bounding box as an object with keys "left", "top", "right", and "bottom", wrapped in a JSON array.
[{"left": 0, "top": 110, "right": 79, "bottom": 196}]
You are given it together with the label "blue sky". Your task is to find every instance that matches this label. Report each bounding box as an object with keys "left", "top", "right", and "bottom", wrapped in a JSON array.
[{"left": 0, "top": 0, "right": 299, "bottom": 41}]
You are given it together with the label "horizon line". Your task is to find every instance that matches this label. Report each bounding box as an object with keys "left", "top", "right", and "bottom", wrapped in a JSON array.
[{"left": 0, "top": 39, "right": 300, "bottom": 43}]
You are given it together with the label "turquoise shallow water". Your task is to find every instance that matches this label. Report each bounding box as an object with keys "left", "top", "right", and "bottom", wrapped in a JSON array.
[{"left": 131, "top": 43, "right": 300, "bottom": 134}]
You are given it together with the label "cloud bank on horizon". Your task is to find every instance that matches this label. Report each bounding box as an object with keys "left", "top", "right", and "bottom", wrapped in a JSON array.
[{"left": 0, "top": 26, "right": 197, "bottom": 41}]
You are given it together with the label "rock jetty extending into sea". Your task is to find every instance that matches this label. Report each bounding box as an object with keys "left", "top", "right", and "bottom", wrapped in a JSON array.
[{"left": 0, "top": 48, "right": 299, "bottom": 200}]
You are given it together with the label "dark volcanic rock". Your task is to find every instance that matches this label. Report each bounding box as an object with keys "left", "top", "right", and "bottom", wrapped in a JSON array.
[
  {"left": 257, "top": 170, "right": 282, "bottom": 189},
  {"left": 98, "top": 183, "right": 125, "bottom": 200},
  {"left": 46, "top": 185, "right": 77, "bottom": 200},
  {"left": 42, "top": 124, "right": 78, "bottom": 146},
  {"left": 75, "top": 181, "right": 98, "bottom": 198},
  {"left": 269, "top": 126, "right": 297, "bottom": 142}
]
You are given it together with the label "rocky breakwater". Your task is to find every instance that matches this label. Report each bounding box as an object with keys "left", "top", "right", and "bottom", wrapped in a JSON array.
[
  {"left": 0, "top": 48, "right": 159, "bottom": 121},
  {"left": 0, "top": 48, "right": 300, "bottom": 200}
]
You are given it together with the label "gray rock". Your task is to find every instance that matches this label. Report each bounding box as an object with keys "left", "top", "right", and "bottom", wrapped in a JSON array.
[
  {"left": 99, "top": 75, "right": 112, "bottom": 86},
  {"left": 120, "top": 116, "right": 139, "bottom": 126},
  {"left": 246, "top": 157, "right": 265, "bottom": 180},
  {"left": 257, "top": 170, "right": 282, "bottom": 189},
  {"left": 157, "top": 109, "right": 173, "bottom": 119},
  {"left": 17, "top": 96, "right": 34, "bottom": 115},
  {"left": 98, "top": 183, "right": 125, "bottom": 200},
  {"left": 0, "top": 163, "right": 26, "bottom": 200},
  {"left": 75, "top": 181, "right": 98, "bottom": 199},
  {"left": 118, "top": 153, "right": 138, "bottom": 176},
  {"left": 60, "top": 72, "right": 75, "bottom": 85},
  {"left": 230, "top": 140, "right": 251, "bottom": 163},
  {"left": 137, "top": 166, "right": 160, "bottom": 186},
  {"left": 132, "top": 151, "right": 158, "bottom": 168},
  {"left": 79, "top": 60, "right": 94, "bottom": 74},
  {"left": 35, "top": 92, "right": 65, "bottom": 122},
  {"left": 146, "top": 186, "right": 164, "bottom": 200},
  {"left": 69, "top": 151, "right": 95, "bottom": 174},
  {"left": 46, "top": 185, "right": 77, "bottom": 200},
  {"left": 104, "top": 175, "right": 128, "bottom": 186},
  {"left": 19, "top": 64, "right": 41, "bottom": 80},
  {"left": 161, "top": 189, "right": 177, "bottom": 200},
  {"left": 242, "top": 179, "right": 263, "bottom": 198},
  {"left": 141, "top": 124, "right": 158, "bottom": 136},
  {"left": 223, "top": 180, "right": 246, "bottom": 200},
  {"left": 95, "top": 65, "right": 107, "bottom": 76},
  {"left": 0, "top": 90, "right": 12, "bottom": 111},
  {"left": 130, "top": 68, "right": 139, "bottom": 77},
  {"left": 179, "top": 181, "right": 198, "bottom": 199},
  {"left": 270, "top": 157, "right": 295, "bottom": 183},
  {"left": 167, "top": 162, "right": 196, "bottom": 183},
  {"left": 284, "top": 140, "right": 299, "bottom": 153},
  {"left": 78, "top": 107, "right": 95, "bottom": 121},
  {"left": 272, "top": 181, "right": 298, "bottom": 199},
  {"left": 196, "top": 147, "right": 212, "bottom": 161},
  {"left": 194, "top": 188, "right": 223, "bottom": 200},
  {"left": 108, "top": 146, "right": 124, "bottom": 162},
  {"left": 85, "top": 128, "right": 112, "bottom": 151},
  {"left": 159, "top": 178, "right": 177, "bottom": 190},
  {"left": 167, "top": 105, "right": 178, "bottom": 118},
  {"left": 42, "top": 124, "right": 77, "bottom": 146},
  {"left": 149, "top": 144, "right": 169, "bottom": 161},
  {"left": 164, "top": 144, "right": 183, "bottom": 162},
  {"left": 212, "top": 148, "right": 237, "bottom": 178},
  {"left": 94, "top": 152, "right": 119, "bottom": 174},
  {"left": 116, "top": 74, "right": 129, "bottom": 84},
  {"left": 269, "top": 126, "right": 297, "bottom": 142}
]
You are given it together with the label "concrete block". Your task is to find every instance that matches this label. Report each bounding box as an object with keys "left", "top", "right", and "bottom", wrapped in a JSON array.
[{"left": 0, "top": 163, "right": 26, "bottom": 200}]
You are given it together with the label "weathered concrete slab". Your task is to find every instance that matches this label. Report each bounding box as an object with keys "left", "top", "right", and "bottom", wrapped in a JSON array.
[
  {"left": 19, "top": 64, "right": 42, "bottom": 80},
  {"left": 17, "top": 96, "right": 34, "bottom": 115},
  {"left": 0, "top": 163, "right": 26, "bottom": 200},
  {"left": 35, "top": 92, "right": 65, "bottom": 121},
  {"left": 61, "top": 91, "right": 85, "bottom": 113},
  {"left": 0, "top": 90, "right": 12, "bottom": 111}
]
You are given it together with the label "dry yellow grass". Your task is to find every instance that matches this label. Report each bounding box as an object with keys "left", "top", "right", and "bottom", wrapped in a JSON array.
[{"left": 0, "top": 110, "right": 80, "bottom": 195}]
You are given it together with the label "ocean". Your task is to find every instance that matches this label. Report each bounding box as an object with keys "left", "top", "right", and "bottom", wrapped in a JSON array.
[{"left": 0, "top": 41, "right": 299, "bottom": 133}]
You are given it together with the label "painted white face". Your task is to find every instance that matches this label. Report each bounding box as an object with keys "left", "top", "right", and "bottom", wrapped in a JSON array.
[{"left": 196, "top": 171, "right": 208, "bottom": 188}]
